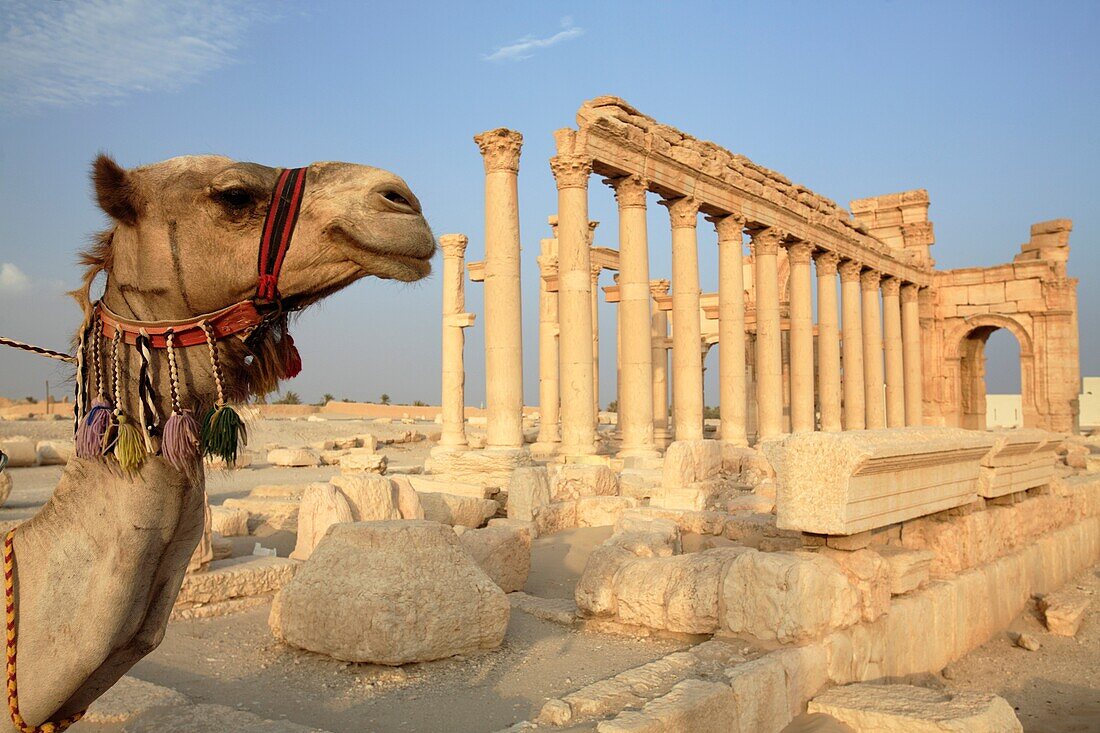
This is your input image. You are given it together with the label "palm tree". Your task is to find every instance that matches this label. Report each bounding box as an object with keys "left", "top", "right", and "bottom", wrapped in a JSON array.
[{"left": 380, "top": 393, "right": 391, "bottom": 405}]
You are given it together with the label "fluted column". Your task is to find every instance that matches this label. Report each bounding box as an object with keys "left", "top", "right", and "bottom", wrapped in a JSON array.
[
  {"left": 882, "top": 277, "right": 905, "bottom": 427},
  {"left": 814, "top": 251, "right": 842, "bottom": 432},
  {"left": 550, "top": 143, "right": 596, "bottom": 455},
  {"left": 474, "top": 129, "right": 525, "bottom": 449},
  {"left": 751, "top": 227, "right": 784, "bottom": 440},
  {"left": 650, "top": 280, "right": 671, "bottom": 448},
  {"left": 839, "top": 260, "right": 865, "bottom": 430},
  {"left": 901, "top": 284, "right": 924, "bottom": 426},
  {"left": 611, "top": 175, "right": 657, "bottom": 456},
  {"left": 786, "top": 240, "right": 815, "bottom": 433},
  {"left": 533, "top": 240, "right": 560, "bottom": 452},
  {"left": 438, "top": 234, "right": 472, "bottom": 449},
  {"left": 710, "top": 214, "right": 748, "bottom": 445},
  {"left": 662, "top": 196, "right": 704, "bottom": 441},
  {"left": 861, "top": 269, "right": 886, "bottom": 429},
  {"left": 590, "top": 261, "right": 602, "bottom": 416}
]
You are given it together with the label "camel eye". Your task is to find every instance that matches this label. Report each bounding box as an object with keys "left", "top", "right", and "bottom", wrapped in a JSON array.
[
  {"left": 217, "top": 187, "right": 253, "bottom": 209},
  {"left": 383, "top": 190, "right": 411, "bottom": 207}
]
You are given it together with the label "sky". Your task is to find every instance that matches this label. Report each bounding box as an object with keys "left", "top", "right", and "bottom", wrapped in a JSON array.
[{"left": 0, "top": 0, "right": 1097, "bottom": 408}]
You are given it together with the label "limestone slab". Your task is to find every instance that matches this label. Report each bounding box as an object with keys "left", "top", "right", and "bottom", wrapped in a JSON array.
[{"left": 808, "top": 684, "right": 1023, "bottom": 733}]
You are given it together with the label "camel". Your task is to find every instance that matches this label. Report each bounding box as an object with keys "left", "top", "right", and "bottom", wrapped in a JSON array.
[{"left": 6, "top": 154, "right": 434, "bottom": 729}]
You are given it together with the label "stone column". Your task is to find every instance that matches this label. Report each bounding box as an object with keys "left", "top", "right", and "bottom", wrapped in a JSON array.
[
  {"left": 814, "top": 251, "right": 842, "bottom": 432},
  {"left": 532, "top": 238, "right": 560, "bottom": 453},
  {"left": 438, "top": 234, "right": 473, "bottom": 449},
  {"left": 786, "top": 241, "right": 815, "bottom": 433},
  {"left": 662, "top": 196, "right": 704, "bottom": 442},
  {"left": 861, "top": 269, "right": 886, "bottom": 429},
  {"left": 839, "top": 260, "right": 865, "bottom": 430},
  {"left": 611, "top": 175, "right": 657, "bottom": 457},
  {"left": 550, "top": 141, "right": 596, "bottom": 455},
  {"left": 751, "top": 227, "right": 784, "bottom": 441},
  {"left": 901, "top": 283, "right": 924, "bottom": 426},
  {"left": 590, "top": 261, "right": 602, "bottom": 417},
  {"left": 650, "top": 280, "right": 671, "bottom": 448},
  {"left": 710, "top": 214, "right": 748, "bottom": 446},
  {"left": 882, "top": 277, "right": 905, "bottom": 427},
  {"left": 474, "top": 129, "right": 524, "bottom": 449}
]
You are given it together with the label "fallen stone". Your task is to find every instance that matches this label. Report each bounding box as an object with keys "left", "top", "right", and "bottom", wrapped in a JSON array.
[
  {"left": 250, "top": 484, "right": 307, "bottom": 499},
  {"left": 577, "top": 496, "right": 636, "bottom": 527},
  {"left": 662, "top": 439, "right": 722, "bottom": 488},
  {"left": 222, "top": 496, "right": 300, "bottom": 533},
  {"left": 330, "top": 474, "right": 402, "bottom": 521},
  {"left": 553, "top": 464, "right": 619, "bottom": 501},
  {"left": 725, "top": 656, "right": 793, "bottom": 733},
  {"left": 808, "top": 684, "right": 1023, "bottom": 733},
  {"left": 419, "top": 491, "right": 498, "bottom": 528},
  {"left": 271, "top": 521, "right": 508, "bottom": 664},
  {"left": 1014, "top": 632, "right": 1041, "bottom": 651},
  {"left": 459, "top": 523, "right": 531, "bottom": 592},
  {"left": 267, "top": 448, "right": 321, "bottom": 467},
  {"left": 35, "top": 439, "right": 73, "bottom": 465},
  {"left": 209, "top": 506, "right": 250, "bottom": 537},
  {"left": 407, "top": 474, "right": 492, "bottom": 499},
  {"left": 1038, "top": 587, "right": 1091, "bottom": 637},
  {"left": 176, "top": 556, "right": 298, "bottom": 609},
  {"left": 340, "top": 449, "right": 387, "bottom": 474},
  {"left": 0, "top": 437, "right": 36, "bottom": 467},
  {"left": 84, "top": 675, "right": 189, "bottom": 724},
  {"left": 507, "top": 466, "right": 552, "bottom": 522},
  {"left": 532, "top": 500, "right": 578, "bottom": 536},
  {"left": 291, "top": 483, "right": 355, "bottom": 561}
]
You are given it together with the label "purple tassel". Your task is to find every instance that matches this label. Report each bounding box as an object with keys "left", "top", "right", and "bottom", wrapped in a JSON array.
[
  {"left": 162, "top": 410, "right": 200, "bottom": 472},
  {"left": 76, "top": 397, "right": 112, "bottom": 459}
]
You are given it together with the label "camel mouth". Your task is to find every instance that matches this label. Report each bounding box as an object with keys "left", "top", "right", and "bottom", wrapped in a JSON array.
[{"left": 330, "top": 224, "right": 435, "bottom": 283}]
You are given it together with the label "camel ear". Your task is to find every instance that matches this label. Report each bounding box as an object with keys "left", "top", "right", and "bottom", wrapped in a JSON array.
[{"left": 93, "top": 154, "right": 142, "bottom": 225}]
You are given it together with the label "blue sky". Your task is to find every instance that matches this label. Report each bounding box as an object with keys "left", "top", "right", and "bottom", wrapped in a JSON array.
[{"left": 0, "top": 0, "right": 1097, "bottom": 406}]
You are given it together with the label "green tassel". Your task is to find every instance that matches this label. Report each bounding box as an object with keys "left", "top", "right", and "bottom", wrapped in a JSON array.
[
  {"left": 201, "top": 403, "right": 248, "bottom": 466},
  {"left": 114, "top": 414, "right": 147, "bottom": 472}
]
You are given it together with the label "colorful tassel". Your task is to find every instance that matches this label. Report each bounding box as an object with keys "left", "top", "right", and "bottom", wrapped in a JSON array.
[
  {"left": 75, "top": 397, "right": 112, "bottom": 459},
  {"left": 114, "top": 413, "right": 147, "bottom": 472},
  {"left": 283, "top": 333, "right": 302, "bottom": 379},
  {"left": 201, "top": 403, "right": 247, "bottom": 466},
  {"left": 162, "top": 410, "right": 200, "bottom": 472}
]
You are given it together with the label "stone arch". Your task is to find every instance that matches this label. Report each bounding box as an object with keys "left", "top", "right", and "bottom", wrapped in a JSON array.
[{"left": 944, "top": 314, "right": 1037, "bottom": 430}]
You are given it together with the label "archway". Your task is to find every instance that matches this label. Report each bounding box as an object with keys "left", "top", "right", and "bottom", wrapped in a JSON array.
[{"left": 946, "top": 314, "right": 1036, "bottom": 430}]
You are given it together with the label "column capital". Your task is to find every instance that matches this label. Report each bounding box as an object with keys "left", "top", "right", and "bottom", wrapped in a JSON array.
[
  {"left": 839, "top": 259, "right": 863, "bottom": 282},
  {"left": 549, "top": 155, "right": 592, "bottom": 190},
  {"left": 590, "top": 261, "right": 603, "bottom": 280},
  {"left": 860, "top": 269, "right": 883, "bottom": 291},
  {"left": 785, "top": 241, "right": 814, "bottom": 265},
  {"left": 814, "top": 250, "right": 840, "bottom": 275},
  {"left": 607, "top": 174, "right": 649, "bottom": 209},
  {"left": 881, "top": 276, "right": 901, "bottom": 297},
  {"left": 707, "top": 212, "right": 747, "bottom": 241},
  {"left": 473, "top": 128, "right": 523, "bottom": 173},
  {"left": 438, "top": 233, "right": 469, "bottom": 258},
  {"left": 649, "top": 279, "right": 670, "bottom": 297},
  {"left": 749, "top": 226, "right": 786, "bottom": 256},
  {"left": 658, "top": 196, "right": 700, "bottom": 229},
  {"left": 900, "top": 283, "right": 921, "bottom": 303}
]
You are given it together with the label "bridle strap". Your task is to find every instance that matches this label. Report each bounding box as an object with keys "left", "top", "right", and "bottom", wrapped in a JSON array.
[
  {"left": 257, "top": 167, "right": 308, "bottom": 302},
  {"left": 97, "top": 301, "right": 263, "bottom": 348}
]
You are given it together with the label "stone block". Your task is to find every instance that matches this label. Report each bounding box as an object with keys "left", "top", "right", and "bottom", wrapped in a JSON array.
[
  {"left": 532, "top": 500, "right": 577, "bottom": 535},
  {"left": 330, "top": 474, "right": 402, "bottom": 521},
  {"left": 725, "top": 656, "right": 792, "bottom": 733},
  {"left": 507, "top": 466, "right": 551, "bottom": 521},
  {"left": 553, "top": 464, "right": 619, "bottom": 501},
  {"left": 271, "top": 521, "right": 508, "bottom": 664},
  {"left": 222, "top": 496, "right": 300, "bottom": 533},
  {"left": 425, "top": 446, "right": 533, "bottom": 489},
  {"left": 662, "top": 440, "right": 722, "bottom": 488},
  {"left": 819, "top": 548, "right": 891, "bottom": 622},
  {"left": 340, "top": 449, "right": 387, "bottom": 473},
  {"left": 978, "top": 429, "right": 1057, "bottom": 499},
  {"left": 808, "top": 684, "right": 1023, "bottom": 733},
  {"left": 1038, "top": 587, "right": 1090, "bottom": 636},
  {"left": 765, "top": 428, "right": 995, "bottom": 535},
  {"left": 418, "top": 491, "right": 498, "bottom": 528},
  {"left": 209, "top": 505, "right": 250, "bottom": 537},
  {"left": 291, "top": 483, "right": 355, "bottom": 561},
  {"left": 0, "top": 437, "right": 36, "bottom": 467},
  {"left": 408, "top": 474, "right": 493, "bottom": 499},
  {"left": 35, "top": 439, "right": 73, "bottom": 465},
  {"left": 967, "top": 282, "right": 1005, "bottom": 305},
  {"left": 877, "top": 546, "right": 933, "bottom": 595},
  {"left": 459, "top": 523, "right": 531, "bottom": 592},
  {"left": 575, "top": 543, "right": 634, "bottom": 617},
  {"left": 613, "top": 553, "right": 732, "bottom": 634},
  {"left": 267, "top": 448, "right": 320, "bottom": 467},
  {"left": 598, "top": 679, "right": 735, "bottom": 733},
  {"left": 577, "top": 496, "right": 636, "bottom": 527},
  {"left": 1005, "top": 278, "right": 1042, "bottom": 301},
  {"left": 176, "top": 556, "right": 298, "bottom": 607}
]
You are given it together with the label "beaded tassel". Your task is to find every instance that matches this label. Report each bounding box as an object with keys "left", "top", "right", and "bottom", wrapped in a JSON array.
[
  {"left": 135, "top": 330, "right": 160, "bottom": 455},
  {"left": 106, "top": 328, "right": 147, "bottom": 472},
  {"left": 75, "top": 324, "right": 113, "bottom": 459},
  {"left": 199, "top": 321, "right": 247, "bottom": 466},
  {"left": 161, "top": 331, "right": 200, "bottom": 473}
]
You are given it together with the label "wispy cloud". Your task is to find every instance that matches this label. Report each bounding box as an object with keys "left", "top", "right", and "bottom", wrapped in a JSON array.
[
  {"left": 0, "top": 263, "right": 31, "bottom": 295},
  {"left": 0, "top": 0, "right": 262, "bottom": 112},
  {"left": 484, "top": 16, "right": 584, "bottom": 62}
]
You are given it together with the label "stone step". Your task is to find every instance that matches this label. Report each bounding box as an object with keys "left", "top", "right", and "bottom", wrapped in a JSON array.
[
  {"left": 508, "top": 591, "right": 578, "bottom": 626},
  {"left": 173, "top": 556, "right": 298, "bottom": 618}
]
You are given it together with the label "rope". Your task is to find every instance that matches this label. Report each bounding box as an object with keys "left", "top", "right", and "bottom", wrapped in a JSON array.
[
  {"left": 135, "top": 330, "right": 159, "bottom": 452},
  {"left": 165, "top": 331, "right": 183, "bottom": 414},
  {"left": 0, "top": 338, "right": 75, "bottom": 364},
  {"left": 201, "top": 321, "right": 227, "bottom": 407},
  {"left": 5, "top": 531, "right": 86, "bottom": 732},
  {"left": 110, "top": 329, "right": 122, "bottom": 413}
]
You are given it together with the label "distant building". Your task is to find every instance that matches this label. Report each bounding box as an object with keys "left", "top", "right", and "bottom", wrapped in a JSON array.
[{"left": 988, "top": 377, "right": 1099, "bottom": 430}]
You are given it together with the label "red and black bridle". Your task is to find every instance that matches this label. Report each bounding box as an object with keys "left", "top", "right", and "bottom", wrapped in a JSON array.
[{"left": 96, "top": 167, "right": 310, "bottom": 348}]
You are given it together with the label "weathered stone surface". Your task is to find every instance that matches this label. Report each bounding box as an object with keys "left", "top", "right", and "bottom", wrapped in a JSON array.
[
  {"left": 532, "top": 500, "right": 577, "bottom": 535},
  {"left": 340, "top": 449, "right": 387, "bottom": 473},
  {"left": 721, "top": 550, "right": 860, "bottom": 643},
  {"left": 176, "top": 556, "right": 298, "bottom": 607},
  {"left": 388, "top": 476, "right": 427, "bottom": 520},
  {"left": 250, "top": 484, "right": 307, "bottom": 499},
  {"left": 418, "top": 491, "right": 498, "bottom": 528},
  {"left": 819, "top": 548, "right": 891, "bottom": 622},
  {"left": 661, "top": 440, "right": 722, "bottom": 488},
  {"left": 575, "top": 543, "right": 634, "bottom": 617},
  {"left": 209, "top": 505, "right": 250, "bottom": 537},
  {"left": 222, "top": 496, "right": 300, "bottom": 533},
  {"left": 267, "top": 448, "right": 321, "bottom": 467},
  {"left": 978, "top": 429, "right": 1058, "bottom": 499},
  {"left": 577, "top": 496, "right": 636, "bottom": 527},
  {"left": 615, "top": 552, "right": 733, "bottom": 634},
  {"left": 291, "top": 483, "right": 355, "bottom": 561},
  {"left": 330, "top": 474, "right": 401, "bottom": 521},
  {"left": 426, "top": 446, "right": 533, "bottom": 489},
  {"left": 597, "top": 679, "right": 735, "bottom": 733},
  {"left": 553, "top": 464, "right": 619, "bottom": 501},
  {"left": 0, "top": 437, "right": 36, "bottom": 467},
  {"left": 725, "top": 655, "right": 793, "bottom": 733},
  {"left": 808, "top": 684, "right": 1023, "bottom": 733},
  {"left": 35, "top": 439, "right": 73, "bottom": 465},
  {"left": 271, "top": 521, "right": 508, "bottom": 664},
  {"left": 407, "top": 474, "right": 491, "bottom": 499},
  {"left": 877, "top": 546, "right": 933, "bottom": 595},
  {"left": 1038, "top": 586, "right": 1090, "bottom": 636},
  {"left": 507, "top": 466, "right": 551, "bottom": 522},
  {"left": 84, "top": 675, "right": 188, "bottom": 723},
  {"left": 459, "top": 523, "right": 531, "bottom": 592}
]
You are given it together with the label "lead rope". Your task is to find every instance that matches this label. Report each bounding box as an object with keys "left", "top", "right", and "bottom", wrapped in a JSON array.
[{"left": 5, "top": 531, "right": 86, "bottom": 733}]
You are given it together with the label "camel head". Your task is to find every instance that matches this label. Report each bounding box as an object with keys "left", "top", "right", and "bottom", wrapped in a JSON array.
[{"left": 85, "top": 154, "right": 435, "bottom": 319}]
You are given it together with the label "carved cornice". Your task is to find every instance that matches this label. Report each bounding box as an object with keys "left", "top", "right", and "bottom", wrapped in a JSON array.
[
  {"left": 650, "top": 279, "right": 670, "bottom": 297},
  {"left": 473, "top": 128, "right": 523, "bottom": 173},
  {"left": 590, "top": 261, "right": 603, "bottom": 279},
  {"left": 900, "top": 283, "right": 921, "bottom": 303},
  {"left": 814, "top": 250, "right": 840, "bottom": 276},
  {"left": 839, "top": 260, "right": 863, "bottom": 282},
  {"left": 860, "top": 269, "right": 883, "bottom": 291},
  {"left": 881, "top": 277, "right": 901, "bottom": 297},
  {"left": 608, "top": 174, "right": 648, "bottom": 209},
  {"left": 439, "top": 233, "right": 469, "bottom": 259},
  {"left": 659, "top": 196, "right": 700, "bottom": 229},
  {"left": 550, "top": 154, "right": 593, "bottom": 190},
  {"left": 786, "top": 241, "right": 814, "bottom": 265},
  {"left": 707, "top": 213, "right": 747, "bottom": 242},
  {"left": 749, "top": 227, "right": 786, "bottom": 256}
]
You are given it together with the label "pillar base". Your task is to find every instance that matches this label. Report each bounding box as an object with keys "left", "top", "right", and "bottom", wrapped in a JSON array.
[
  {"left": 618, "top": 446, "right": 662, "bottom": 460},
  {"left": 425, "top": 446, "right": 533, "bottom": 491},
  {"left": 653, "top": 427, "right": 673, "bottom": 450},
  {"left": 530, "top": 441, "right": 561, "bottom": 457}
]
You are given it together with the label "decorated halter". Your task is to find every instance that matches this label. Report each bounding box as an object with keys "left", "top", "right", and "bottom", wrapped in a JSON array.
[{"left": 73, "top": 167, "right": 310, "bottom": 474}]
